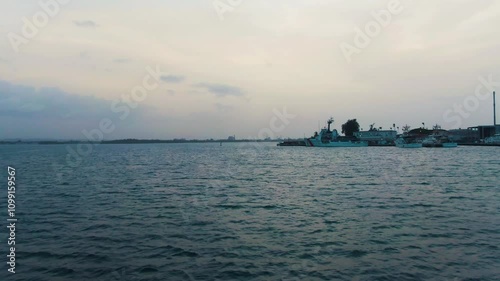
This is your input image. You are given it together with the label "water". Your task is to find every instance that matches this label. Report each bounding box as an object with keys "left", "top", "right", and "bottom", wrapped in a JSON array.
[{"left": 0, "top": 143, "right": 499, "bottom": 281}]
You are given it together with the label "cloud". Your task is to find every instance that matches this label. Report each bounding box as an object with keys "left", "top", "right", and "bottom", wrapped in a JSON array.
[
  {"left": 112, "top": 58, "right": 131, "bottom": 63},
  {"left": 167, "top": 90, "right": 176, "bottom": 96},
  {"left": 0, "top": 80, "right": 146, "bottom": 139},
  {"left": 79, "top": 51, "right": 89, "bottom": 59},
  {"left": 160, "top": 75, "right": 185, "bottom": 83},
  {"left": 195, "top": 83, "right": 245, "bottom": 97},
  {"left": 73, "top": 20, "right": 98, "bottom": 28},
  {"left": 0, "top": 80, "right": 109, "bottom": 120},
  {"left": 214, "top": 103, "right": 234, "bottom": 112}
]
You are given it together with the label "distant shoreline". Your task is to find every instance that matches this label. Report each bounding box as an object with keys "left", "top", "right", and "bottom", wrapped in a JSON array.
[
  {"left": 0, "top": 139, "right": 283, "bottom": 145},
  {"left": 1, "top": 140, "right": 498, "bottom": 147}
]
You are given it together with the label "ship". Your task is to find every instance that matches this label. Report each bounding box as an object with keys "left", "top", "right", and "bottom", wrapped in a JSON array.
[
  {"left": 304, "top": 118, "right": 368, "bottom": 147},
  {"left": 395, "top": 135, "right": 422, "bottom": 148},
  {"left": 422, "top": 132, "right": 458, "bottom": 148},
  {"left": 484, "top": 133, "right": 500, "bottom": 144}
]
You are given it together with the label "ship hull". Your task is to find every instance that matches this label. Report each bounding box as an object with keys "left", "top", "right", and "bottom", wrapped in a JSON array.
[
  {"left": 423, "top": 142, "right": 457, "bottom": 148},
  {"left": 306, "top": 139, "right": 368, "bottom": 147},
  {"left": 396, "top": 143, "right": 422, "bottom": 148}
]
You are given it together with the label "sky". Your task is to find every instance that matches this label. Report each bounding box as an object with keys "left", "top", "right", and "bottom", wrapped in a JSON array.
[{"left": 1, "top": 0, "right": 500, "bottom": 140}]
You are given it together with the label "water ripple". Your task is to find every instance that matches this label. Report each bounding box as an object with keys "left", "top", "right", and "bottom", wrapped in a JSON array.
[{"left": 0, "top": 143, "right": 498, "bottom": 280}]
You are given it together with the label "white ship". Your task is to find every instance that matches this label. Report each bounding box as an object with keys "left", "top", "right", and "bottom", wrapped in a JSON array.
[
  {"left": 422, "top": 134, "right": 457, "bottom": 148},
  {"left": 395, "top": 135, "right": 422, "bottom": 148},
  {"left": 304, "top": 118, "right": 368, "bottom": 147},
  {"left": 484, "top": 133, "right": 500, "bottom": 144}
]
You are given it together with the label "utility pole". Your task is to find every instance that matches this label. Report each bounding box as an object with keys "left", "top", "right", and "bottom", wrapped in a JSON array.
[{"left": 494, "top": 91, "right": 497, "bottom": 133}]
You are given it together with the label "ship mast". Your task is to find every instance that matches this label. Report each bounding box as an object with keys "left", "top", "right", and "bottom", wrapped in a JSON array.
[{"left": 327, "top": 117, "right": 334, "bottom": 132}]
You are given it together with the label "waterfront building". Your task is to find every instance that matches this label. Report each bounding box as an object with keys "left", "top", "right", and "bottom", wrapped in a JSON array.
[
  {"left": 466, "top": 125, "right": 500, "bottom": 140},
  {"left": 354, "top": 130, "right": 397, "bottom": 145}
]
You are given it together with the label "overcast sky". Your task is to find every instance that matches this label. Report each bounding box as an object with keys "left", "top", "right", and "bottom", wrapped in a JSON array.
[{"left": 1, "top": 0, "right": 499, "bottom": 139}]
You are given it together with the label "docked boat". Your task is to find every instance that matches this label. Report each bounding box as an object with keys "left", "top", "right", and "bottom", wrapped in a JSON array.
[
  {"left": 422, "top": 134, "right": 457, "bottom": 148},
  {"left": 395, "top": 135, "right": 422, "bottom": 148},
  {"left": 484, "top": 133, "right": 500, "bottom": 144},
  {"left": 304, "top": 118, "right": 368, "bottom": 147}
]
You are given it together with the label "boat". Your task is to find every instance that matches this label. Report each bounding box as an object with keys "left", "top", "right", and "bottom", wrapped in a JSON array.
[
  {"left": 395, "top": 135, "right": 422, "bottom": 148},
  {"left": 304, "top": 118, "right": 368, "bottom": 147},
  {"left": 484, "top": 133, "right": 500, "bottom": 144},
  {"left": 277, "top": 139, "right": 306, "bottom": 146},
  {"left": 422, "top": 134, "right": 457, "bottom": 148}
]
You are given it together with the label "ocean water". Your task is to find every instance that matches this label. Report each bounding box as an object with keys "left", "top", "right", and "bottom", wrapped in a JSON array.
[{"left": 0, "top": 143, "right": 499, "bottom": 281}]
